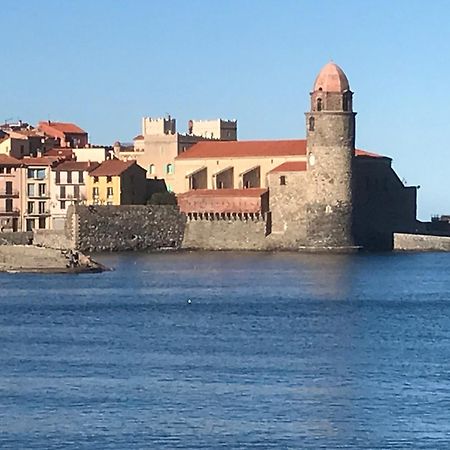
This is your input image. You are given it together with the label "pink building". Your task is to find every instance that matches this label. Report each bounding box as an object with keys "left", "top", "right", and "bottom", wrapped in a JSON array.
[{"left": 0, "top": 155, "right": 22, "bottom": 231}]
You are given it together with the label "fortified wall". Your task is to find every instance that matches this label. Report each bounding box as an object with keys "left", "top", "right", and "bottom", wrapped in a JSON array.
[{"left": 67, "top": 205, "right": 186, "bottom": 252}]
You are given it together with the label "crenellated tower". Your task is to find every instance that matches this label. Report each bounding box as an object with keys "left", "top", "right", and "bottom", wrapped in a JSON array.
[{"left": 305, "top": 62, "right": 356, "bottom": 249}]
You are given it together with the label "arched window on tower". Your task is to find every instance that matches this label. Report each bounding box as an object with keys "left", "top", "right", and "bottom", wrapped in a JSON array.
[
  {"left": 309, "top": 117, "right": 315, "bottom": 131},
  {"left": 343, "top": 93, "right": 351, "bottom": 111},
  {"left": 317, "top": 98, "right": 322, "bottom": 112}
]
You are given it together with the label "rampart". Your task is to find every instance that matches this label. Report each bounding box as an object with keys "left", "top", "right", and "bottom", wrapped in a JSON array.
[
  {"left": 182, "top": 213, "right": 268, "bottom": 250},
  {"left": 69, "top": 205, "right": 186, "bottom": 252}
]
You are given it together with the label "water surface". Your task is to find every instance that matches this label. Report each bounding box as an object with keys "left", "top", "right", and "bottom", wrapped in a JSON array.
[{"left": 1, "top": 251, "right": 450, "bottom": 449}]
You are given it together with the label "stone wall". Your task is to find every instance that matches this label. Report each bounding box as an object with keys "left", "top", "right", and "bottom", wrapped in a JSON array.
[
  {"left": 70, "top": 205, "right": 186, "bottom": 252},
  {"left": 33, "top": 229, "right": 74, "bottom": 250},
  {"left": 0, "top": 232, "right": 32, "bottom": 246},
  {"left": 394, "top": 233, "right": 450, "bottom": 252},
  {"left": 182, "top": 216, "right": 268, "bottom": 250}
]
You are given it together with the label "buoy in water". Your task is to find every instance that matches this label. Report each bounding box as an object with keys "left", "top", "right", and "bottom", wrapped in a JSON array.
[{"left": 187, "top": 299, "right": 192, "bottom": 304}]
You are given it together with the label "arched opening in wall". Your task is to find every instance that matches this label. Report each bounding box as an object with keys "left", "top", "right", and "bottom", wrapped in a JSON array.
[
  {"left": 309, "top": 117, "right": 315, "bottom": 131},
  {"left": 149, "top": 164, "right": 155, "bottom": 175},
  {"left": 279, "top": 176, "right": 286, "bottom": 186},
  {"left": 317, "top": 98, "right": 322, "bottom": 111},
  {"left": 166, "top": 163, "right": 174, "bottom": 175},
  {"left": 343, "top": 93, "right": 351, "bottom": 111}
]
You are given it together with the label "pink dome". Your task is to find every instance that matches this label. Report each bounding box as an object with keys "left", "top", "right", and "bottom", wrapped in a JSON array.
[{"left": 313, "top": 62, "right": 350, "bottom": 93}]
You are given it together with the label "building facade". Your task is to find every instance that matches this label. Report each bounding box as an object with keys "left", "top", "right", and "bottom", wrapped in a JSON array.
[
  {"left": 0, "top": 155, "right": 22, "bottom": 232},
  {"left": 51, "top": 161, "right": 99, "bottom": 229},
  {"left": 86, "top": 159, "right": 147, "bottom": 206},
  {"left": 116, "top": 116, "right": 237, "bottom": 191}
]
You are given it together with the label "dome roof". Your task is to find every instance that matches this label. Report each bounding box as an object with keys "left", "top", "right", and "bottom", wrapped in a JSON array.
[{"left": 313, "top": 62, "right": 350, "bottom": 93}]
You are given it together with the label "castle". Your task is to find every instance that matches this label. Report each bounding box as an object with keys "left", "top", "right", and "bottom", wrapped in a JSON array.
[{"left": 172, "top": 62, "right": 417, "bottom": 251}]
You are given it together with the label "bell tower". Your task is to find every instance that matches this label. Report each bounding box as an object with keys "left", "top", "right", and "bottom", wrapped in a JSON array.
[{"left": 305, "top": 62, "right": 356, "bottom": 249}]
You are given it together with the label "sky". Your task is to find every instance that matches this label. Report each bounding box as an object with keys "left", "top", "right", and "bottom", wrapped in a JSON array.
[{"left": 1, "top": 0, "right": 449, "bottom": 220}]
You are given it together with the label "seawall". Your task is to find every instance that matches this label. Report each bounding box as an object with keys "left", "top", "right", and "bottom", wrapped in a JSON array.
[
  {"left": 70, "top": 205, "right": 186, "bottom": 252},
  {"left": 394, "top": 233, "right": 450, "bottom": 252}
]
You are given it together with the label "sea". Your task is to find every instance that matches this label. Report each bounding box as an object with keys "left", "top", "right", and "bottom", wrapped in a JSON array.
[{"left": 1, "top": 251, "right": 450, "bottom": 449}]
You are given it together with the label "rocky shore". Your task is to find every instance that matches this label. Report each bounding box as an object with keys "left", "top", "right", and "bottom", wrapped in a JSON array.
[{"left": 0, "top": 245, "right": 107, "bottom": 273}]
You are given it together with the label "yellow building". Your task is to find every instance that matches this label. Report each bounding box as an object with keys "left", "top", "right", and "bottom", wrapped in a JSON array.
[{"left": 86, "top": 159, "right": 147, "bottom": 205}]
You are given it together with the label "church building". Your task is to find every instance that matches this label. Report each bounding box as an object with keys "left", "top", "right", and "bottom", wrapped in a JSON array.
[{"left": 174, "top": 62, "right": 418, "bottom": 251}]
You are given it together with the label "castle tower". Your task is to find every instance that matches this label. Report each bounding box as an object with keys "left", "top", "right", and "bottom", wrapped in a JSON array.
[{"left": 305, "top": 62, "right": 356, "bottom": 249}]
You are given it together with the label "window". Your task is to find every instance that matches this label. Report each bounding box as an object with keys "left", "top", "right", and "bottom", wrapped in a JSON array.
[
  {"left": 78, "top": 171, "right": 83, "bottom": 183},
  {"left": 60, "top": 186, "right": 66, "bottom": 199},
  {"left": 38, "top": 217, "right": 46, "bottom": 229},
  {"left": 60, "top": 201, "right": 66, "bottom": 210},
  {"left": 5, "top": 199, "right": 12, "bottom": 212},
  {"left": 0, "top": 168, "right": 4, "bottom": 174},
  {"left": 38, "top": 184, "right": 46, "bottom": 197},
  {"left": 55, "top": 171, "right": 60, "bottom": 184},
  {"left": 26, "top": 219, "right": 35, "bottom": 231},
  {"left": 27, "top": 184, "right": 35, "bottom": 197},
  {"left": 280, "top": 176, "right": 286, "bottom": 186},
  {"left": 5, "top": 181, "right": 12, "bottom": 195},
  {"left": 27, "top": 201, "right": 34, "bottom": 214},
  {"left": 93, "top": 176, "right": 99, "bottom": 183},
  {"left": 93, "top": 187, "right": 99, "bottom": 197},
  {"left": 107, "top": 187, "right": 113, "bottom": 197},
  {"left": 74, "top": 185, "right": 80, "bottom": 198},
  {"left": 309, "top": 117, "right": 315, "bottom": 131},
  {"left": 149, "top": 164, "right": 155, "bottom": 175},
  {"left": 5, "top": 167, "right": 11, "bottom": 174},
  {"left": 106, "top": 176, "right": 112, "bottom": 183},
  {"left": 67, "top": 171, "right": 72, "bottom": 183},
  {"left": 27, "top": 168, "right": 45, "bottom": 179},
  {"left": 166, "top": 164, "right": 174, "bottom": 174},
  {"left": 317, "top": 98, "right": 323, "bottom": 111},
  {"left": 38, "top": 201, "right": 46, "bottom": 214}
]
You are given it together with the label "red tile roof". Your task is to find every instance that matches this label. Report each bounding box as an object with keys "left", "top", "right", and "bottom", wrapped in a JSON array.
[
  {"left": 54, "top": 161, "right": 100, "bottom": 172},
  {"left": 176, "top": 139, "right": 384, "bottom": 160},
  {"left": 38, "top": 121, "right": 86, "bottom": 134},
  {"left": 178, "top": 188, "right": 268, "bottom": 198},
  {"left": 176, "top": 140, "right": 308, "bottom": 159},
  {"left": 0, "top": 154, "right": 21, "bottom": 166},
  {"left": 45, "top": 148, "right": 75, "bottom": 160},
  {"left": 88, "top": 159, "right": 136, "bottom": 177},
  {"left": 269, "top": 161, "right": 307, "bottom": 173},
  {"left": 355, "top": 149, "right": 384, "bottom": 158},
  {"left": 21, "top": 156, "right": 63, "bottom": 166}
]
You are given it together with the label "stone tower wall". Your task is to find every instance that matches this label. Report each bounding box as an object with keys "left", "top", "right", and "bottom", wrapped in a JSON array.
[{"left": 305, "top": 102, "right": 356, "bottom": 248}]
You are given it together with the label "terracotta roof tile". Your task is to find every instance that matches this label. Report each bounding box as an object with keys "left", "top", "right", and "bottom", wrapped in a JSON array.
[
  {"left": 21, "top": 156, "right": 63, "bottom": 166},
  {"left": 269, "top": 161, "right": 307, "bottom": 173},
  {"left": 355, "top": 149, "right": 384, "bottom": 158},
  {"left": 177, "top": 139, "right": 385, "bottom": 160},
  {"left": 89, "top": 159, "right": 136, "bottom": 177},
  {"left": 38, "top": 121, "right": 86, "bottom": 135},
  {"left": 54, "top": 161, "right": 100, "bottom": 172},
  {"left": 176, "top": 140, "right": 308, "bottom": 159},
  {"left": 0, "top": 154, "right": 21, "bottom": 166}
]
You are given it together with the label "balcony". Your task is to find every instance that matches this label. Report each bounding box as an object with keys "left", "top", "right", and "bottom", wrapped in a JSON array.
[
  {"left": 25, "top": 209, "right": 51, "bottom": 217},
  {"left": 0, "top": 208, "right": 20, "bottom": 216},
  {"left": 27, "top": 192, "right": 50, "bottom": 199},
  {"left": 0, "top": 189, "right": 19, "bottom": 198}
]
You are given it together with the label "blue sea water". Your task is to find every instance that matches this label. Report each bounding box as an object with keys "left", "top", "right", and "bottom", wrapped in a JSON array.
[{"left": 1, "top": 251, "right": 450, "bottom": 449}]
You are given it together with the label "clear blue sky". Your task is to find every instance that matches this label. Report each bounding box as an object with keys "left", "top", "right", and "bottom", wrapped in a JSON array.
[{"left": 2, "top": 0, "right": 449, "bottom": 219}]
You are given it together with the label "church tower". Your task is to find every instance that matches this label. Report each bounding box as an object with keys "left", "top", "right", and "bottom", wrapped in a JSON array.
[{"left": 305, "top": 62, "right": 356, "bottom": 249}]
